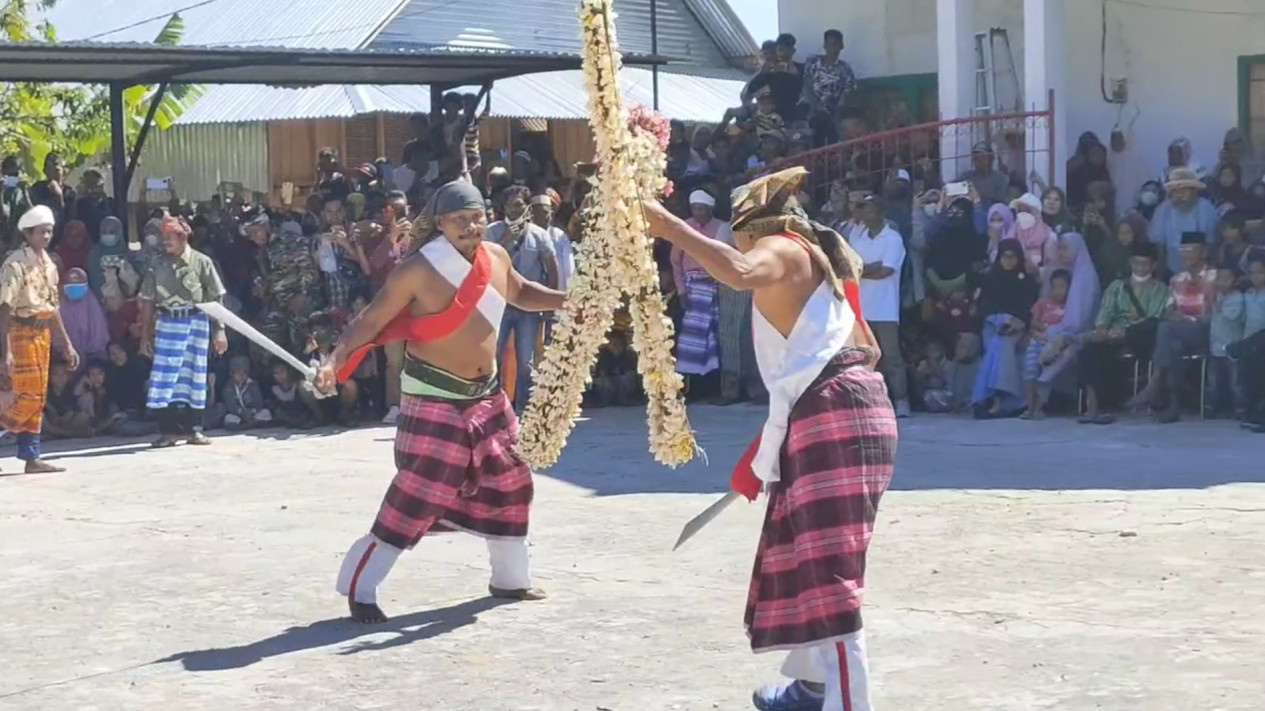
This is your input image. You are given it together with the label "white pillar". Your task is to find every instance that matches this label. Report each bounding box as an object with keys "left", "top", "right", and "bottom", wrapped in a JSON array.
[
  {"left": 937, "top": 0, "right": 975, "bottom": 182},
  {"left": 1024, "top": 0, "right": 1068, "bottom": 190}
]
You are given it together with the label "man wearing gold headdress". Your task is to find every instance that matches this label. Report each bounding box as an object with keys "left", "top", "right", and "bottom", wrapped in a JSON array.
[{"left": 643, "top": 166, "right": 898, "bottom": 711}]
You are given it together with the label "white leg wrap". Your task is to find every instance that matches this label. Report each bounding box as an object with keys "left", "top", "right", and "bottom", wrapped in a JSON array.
[
  {"left": 335, "top": 534, "right": 403, "bottom": 604},
  {"left": 486, "top": 537, "right": 532, "bottom": 590},
  {"left": 818, "top": 630, "right": 873, "bottom": 711},
  {"left": 780, "top": 646, "right": 825, "bottom": 683}
]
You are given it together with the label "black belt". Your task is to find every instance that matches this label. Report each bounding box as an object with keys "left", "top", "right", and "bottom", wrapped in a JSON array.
[
  {"left": 14, "top": 314, "right": 53, "bottom": 328},
  {"left": 403, "top": 355, "right": 498, "bottom": 399}
]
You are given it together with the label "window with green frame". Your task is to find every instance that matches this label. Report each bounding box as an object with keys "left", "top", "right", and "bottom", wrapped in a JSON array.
[{"left": 1238, "top": 55, "right": 1265, "bottom": 152}]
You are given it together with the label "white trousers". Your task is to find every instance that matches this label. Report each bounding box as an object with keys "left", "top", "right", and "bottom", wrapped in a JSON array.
[
  {"left": 778, "top": 630, "right": 873, "bottom": 711},
  {"left": 335, "top": 533, "right": 533, "bottom": 604}
]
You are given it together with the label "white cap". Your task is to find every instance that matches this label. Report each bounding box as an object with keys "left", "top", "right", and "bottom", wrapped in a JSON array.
[
  {"left": 895, "top": 169, "right": 911, "bottom": 182},
  {"left": 1011, "top": 192, "right": 1042, "bottom": 213},
  {"left": 689, "top": 190, "right": 716, "bottom": 207},
  {"left": 530, "top": 194, "right": 552, "bottom": 207},
  {"left": 17, "top": 205, "right": 55, "bottom": 231}
]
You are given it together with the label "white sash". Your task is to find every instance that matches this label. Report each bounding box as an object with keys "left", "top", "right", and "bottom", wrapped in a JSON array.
[{"left": 419, "top": 238, "right": 507, "bottom": 331}]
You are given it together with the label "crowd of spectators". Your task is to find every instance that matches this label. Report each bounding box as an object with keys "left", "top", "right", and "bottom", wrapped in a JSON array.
[{"left": 2, "top": 25, "right": 1261, "bottom": 445}]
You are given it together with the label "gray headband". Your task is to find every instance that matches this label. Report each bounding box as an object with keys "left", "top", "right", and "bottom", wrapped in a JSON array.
[{"left": 431, "top": 180, "right": 485, "bottom": 216}]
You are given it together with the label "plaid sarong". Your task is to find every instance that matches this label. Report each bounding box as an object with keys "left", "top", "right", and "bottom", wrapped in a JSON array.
[
  {"left": 0, "top": 320, "right": 52, "bottom": 434},
  {"left": 146, "top": 311, "right": 210, "bottom": 409},
  {"left": 744, "top": 347, "right": 898, "bottom": 652},
  {"left": 676, "top": 271, "right": 720, "bottom": 375},
  {"left": 371, "top": 390, "right": 533, "bottom": 549}
]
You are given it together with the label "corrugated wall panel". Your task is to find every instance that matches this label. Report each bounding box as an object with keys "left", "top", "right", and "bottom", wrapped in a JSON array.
[{"left": 139, "top": 124, "right": 269, "bottom": 202}]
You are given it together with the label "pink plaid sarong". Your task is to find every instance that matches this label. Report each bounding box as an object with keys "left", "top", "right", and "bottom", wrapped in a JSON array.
[
  {"left": 370, "top": 391, "right": 534, "bottom": 549},
  {"left": 744, "top": 347, "right": 898, "bottom": 653}
]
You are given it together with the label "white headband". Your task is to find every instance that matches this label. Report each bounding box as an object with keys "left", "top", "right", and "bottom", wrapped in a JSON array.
[{"left": 689, "top": 190, "right": 716, "bottom": 207}]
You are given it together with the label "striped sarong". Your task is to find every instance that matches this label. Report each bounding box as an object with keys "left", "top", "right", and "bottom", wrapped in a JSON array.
[
  {"left": 371, "top": 390, "right": 534, "bottom": 549},
  {"left": 0, "top": 320, "right": 52, "bottom": 434},
  {"left": 676, "top": 271, "right": 720, "bottom": 376},
  {"left": 744, "top": 348, "right": 898, "bottom": 652},
  {"left": 718, "top": 285, "right": 762, "bottom": 398},
  {"left": 146, "top": 311, "right": 211, "bottom": 409}
]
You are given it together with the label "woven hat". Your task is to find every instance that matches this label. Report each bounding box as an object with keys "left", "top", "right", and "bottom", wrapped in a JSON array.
[{"left": 1164, "top": 167, "right": 1205, "bottom": 192}]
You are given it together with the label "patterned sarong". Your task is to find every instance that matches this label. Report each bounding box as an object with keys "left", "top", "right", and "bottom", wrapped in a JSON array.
[
  {"left": 146, "top": 311, "right": 210, "bottom": 409},
  {"left": 676, "top": 271, "right": 720, "bottom": 375},
  {"left": 0, "top": 320, "right": 52, "bottom": 434},
  {"left": 744, "top": 348, "right": 898, "bottom": 653},
  {"left": 371, "top": 390, "right": 534, "bottom": 549}
]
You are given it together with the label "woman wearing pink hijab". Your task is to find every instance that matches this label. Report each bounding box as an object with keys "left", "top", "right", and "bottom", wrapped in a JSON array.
[
  {"left": 58, "top": 267, "right": 110, "bottom": 370},
  {"left": 1006, "top": 192, "right": 1058, "bottom": 277}
]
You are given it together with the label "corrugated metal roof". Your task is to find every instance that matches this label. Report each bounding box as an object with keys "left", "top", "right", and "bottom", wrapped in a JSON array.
[
  {"left": 369, "top": 0, "right": 733, "bottom": 66},
  {"left": 139, "top": 123, "right": 271, "bottom": 200},
  {"left": 176, "top": 66, "right": 748, "bottom": 124},
  {"left": 44, "top": 0, "right": 411, "bottom": 49},
  {"left": 681, "top": 0, "right": 758, "bottom": 60}
]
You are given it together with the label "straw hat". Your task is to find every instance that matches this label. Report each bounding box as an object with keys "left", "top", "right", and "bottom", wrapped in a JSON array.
[{"left": 1164, "top": 167, "right": 1205, "bottom": 192}]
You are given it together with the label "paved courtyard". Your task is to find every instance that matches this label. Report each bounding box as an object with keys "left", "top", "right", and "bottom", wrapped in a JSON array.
[{"left": 2, "top": 406, "right": 1262, "bottom": 710}]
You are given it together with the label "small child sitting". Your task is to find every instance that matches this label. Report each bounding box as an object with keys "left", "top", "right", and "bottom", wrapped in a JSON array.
[
  {"left": 43, "top": 362, "right": 93, "bottom": 439},
  {"left": 222, "top": 356, "right": 273, "bottom": 430},
  {"left": 915, "top": 340, "right": 950, "bottom": 410},
  {"left": 589, "top": 331, "right": 641, "bottom": 407},
  {"left": 1208, "top": 267, "right": 1246, "bottom": 417},
  {"left": 923, "top": 333, "right": 982, "bottom": 413},
  {"left": 269, "top": 361, "right": 322, "bottom": 429},
  {"left": 1023, "top": 269, "right": 1071, "bottom": 419},
  {"left": 931, "top": 289, "right": 976, "bottom": 343}
]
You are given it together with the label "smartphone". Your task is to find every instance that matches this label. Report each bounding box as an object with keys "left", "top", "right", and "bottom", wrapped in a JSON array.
[{"left": 945, "top": 181, "right": 971, "bottom": 198}]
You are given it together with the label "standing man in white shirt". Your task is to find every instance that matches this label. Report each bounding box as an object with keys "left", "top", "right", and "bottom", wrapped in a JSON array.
[{"left": 848, "top": 194, "right": 911, "bottom": 417}]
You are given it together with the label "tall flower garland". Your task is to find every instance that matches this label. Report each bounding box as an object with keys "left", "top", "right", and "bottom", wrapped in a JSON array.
[{"left": 516, "top": 0, "right": 698, "bottom": 468}]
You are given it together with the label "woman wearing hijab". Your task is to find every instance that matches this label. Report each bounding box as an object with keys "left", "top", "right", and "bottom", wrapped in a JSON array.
[
  {"left": 985, "top": 203, "right": 1015, "bottom": 262},
  {"left": 131, "top": 217, "right": 166, "bottom": 276},
  {"left": 1040, "top": 186, "right": 1073, "bottom": 234},
  {"left": 87, "top": 215, "right": 130, "bottom": 298},
  {"left": 1006, "top": 192, "right": 1058, "bottom": 275},
  {"left": 1025, "top": 232, "right": 1101, "bottom": 416},
  {"left": 1096, "top": 212, "right": 1147, "bottom": 285},
  {"left": 972, "top": 239, "right": 1039, "bottom": 418},
  {"left": 1134, "top": 180, "right": 1164, "bottom": 221},
  {"left": 1161, "top": 136, "right": 1206, "bottom": 183},
  {"left": 58, "top": 267, "right": 110, "bottom": 369},
  {"left": 925, "top": 196, "right": 987, "bottom": 297},
  {"left": 1209, "top": 162, "right": 1258, "bottom": 214},
  {"left": 54, "top": 219, "right": 92, "bottom": 281},
  {"left": 1066, "top": 132, "right": 1112, "bottom": 210}
]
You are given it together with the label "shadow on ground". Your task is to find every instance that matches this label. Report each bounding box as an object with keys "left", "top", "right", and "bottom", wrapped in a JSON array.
[{"left": 152, "top": 597, "right": 512, "bottom": 671}]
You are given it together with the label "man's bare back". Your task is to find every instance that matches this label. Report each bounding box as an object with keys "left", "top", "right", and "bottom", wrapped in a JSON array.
[{"left": 747, "top": 236, "right": 825, "bottom": 339}]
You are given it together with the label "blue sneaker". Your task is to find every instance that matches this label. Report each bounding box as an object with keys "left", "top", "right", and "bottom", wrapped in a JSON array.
[{"left": 752, "top": 680, "right": 825, "bottom": 711}]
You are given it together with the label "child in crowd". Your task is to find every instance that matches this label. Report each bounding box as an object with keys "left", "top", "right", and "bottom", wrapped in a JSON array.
[
  {"left": 923, "top": 333, "right": 982, "bottom": 413},
  {"left": 1208, "top": 268, "right": 1246, "bottom": 417},
  {"left": 1214, "top": 213, "right": 1252, "bottom": 274},
  {"left": 76, "top": 360, "right": 136, "bottom": 436},
  {"left": 589, "top": 330, "right": 641, "bottom": 407},
  {"left": 43, "top": 362, "right": 93, "bottom": 439},
  {"left": 1023, "top": 269, "right": 1071, "bottom": 419},
  {"left": 105, "top": 341, "right": 149, "bottom": 417},
  {"left": 930, "top": 289, "right": 975, "bottom": 345},
  {"left": 269, "top": 361, "right": 323, "bottom": 429},
  {"left": 916, "top": 340, "right": 950, "bottom": 411},
  {"left": 222, "top": 355, "right": 273, "bottom": 431}
]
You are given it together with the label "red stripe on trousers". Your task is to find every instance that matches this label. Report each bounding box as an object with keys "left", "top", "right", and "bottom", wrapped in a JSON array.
[
  {"left": 836, "top": 641, "right": 852, "bottom": 711},
  {"left": 348, "top": 540, "right": 377, "bottom": 602}
]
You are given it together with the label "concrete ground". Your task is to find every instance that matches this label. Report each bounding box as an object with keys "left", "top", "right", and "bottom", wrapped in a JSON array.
[{"left": 1, "top": 406, "right": 1262, "bottom": 711}]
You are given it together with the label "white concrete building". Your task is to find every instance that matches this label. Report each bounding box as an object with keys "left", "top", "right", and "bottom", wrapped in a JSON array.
[{"left": 779, "top": 0, "right": 1265, "bottom": 189}]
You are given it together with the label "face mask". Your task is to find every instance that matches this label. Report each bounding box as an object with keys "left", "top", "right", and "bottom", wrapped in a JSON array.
[
  {"left": 988, "top": 220, "right": 1006, "bottom": 235},
  {"left": 1140, "top": 191, "right": 1159, "bottom": 206},
  {"left": 1016, "top": 212, "right": 1037, "bottom": 230},
  {"left": 64, "top": 283, "right": 89, "bottom": 301},
  {"left": 922, "top": 204, "right": 939, "bottom": 218},
  {"left": 1131, "top": 273, "right": 1152, "bottom": 284},
  {"left": 100, "top": 232, "right": 120, "bottom": 247},
  {"left": 3, "top": 175, "right": 17, "bottom": 188},
  {"left": 144, "top": 233, "right": 160, "bottom": 247}
]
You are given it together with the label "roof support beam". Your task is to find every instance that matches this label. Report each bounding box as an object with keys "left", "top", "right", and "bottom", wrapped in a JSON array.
[{"left": 108, "top": 82, "right": 129, "bottom": 235}]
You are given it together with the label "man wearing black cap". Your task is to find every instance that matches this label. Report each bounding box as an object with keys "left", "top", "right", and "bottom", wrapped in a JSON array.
[
  {"left": 318, "top": 179, "right": 567, "bottom": 623},
  {"left": 956, "top": 141, "right": 1009, "bottom": 206},
  {"left": 1077, "top": 241, "right": 1168, "bottom": 424},
  {"left": 1129, "top": 231, "right": 1217, "bottom": 421}
]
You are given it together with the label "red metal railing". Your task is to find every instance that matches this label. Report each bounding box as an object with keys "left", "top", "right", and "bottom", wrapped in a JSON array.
[{"left": 748, "top": 97, "right": 1055, "bottom": 206}]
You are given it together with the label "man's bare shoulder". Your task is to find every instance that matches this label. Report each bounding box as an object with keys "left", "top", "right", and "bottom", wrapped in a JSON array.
[{"left": 481, "top": 241, "right": 513, "bottom": 272}]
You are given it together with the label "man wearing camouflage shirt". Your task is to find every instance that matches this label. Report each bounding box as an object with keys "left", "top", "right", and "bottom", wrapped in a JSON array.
[{"left": 246, "top": 212, "right": 321, "bottom": 360}]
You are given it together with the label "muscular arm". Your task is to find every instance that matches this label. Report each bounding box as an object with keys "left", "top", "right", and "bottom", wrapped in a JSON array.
[
  {"left": 504, "top": 265, "right": 567, "bottom": 312},
  {"left": 327, "top": 259, "right": 421, "bottom": 372},
  {"left": 643, "top": 202, "right": 791, "bottom": 292}
]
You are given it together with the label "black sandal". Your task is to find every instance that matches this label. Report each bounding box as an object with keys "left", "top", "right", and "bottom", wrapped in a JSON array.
[{"left": 151, "top": 436, "right": 177, "bottom": 449}]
